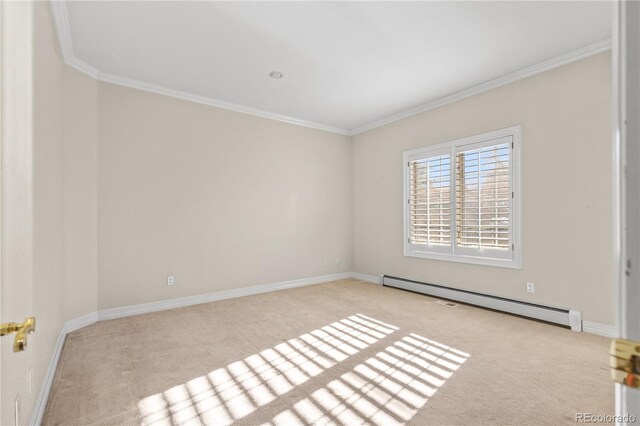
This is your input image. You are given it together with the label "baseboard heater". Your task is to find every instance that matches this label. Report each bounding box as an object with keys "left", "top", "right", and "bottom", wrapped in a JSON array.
[{"left": 382, "top": 275, "right": 582, "bottom": 331}]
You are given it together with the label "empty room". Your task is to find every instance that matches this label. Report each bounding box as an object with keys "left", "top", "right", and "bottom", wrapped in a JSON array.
[{"left": 2, "top": 1, "right": 639, "bottom": 425}]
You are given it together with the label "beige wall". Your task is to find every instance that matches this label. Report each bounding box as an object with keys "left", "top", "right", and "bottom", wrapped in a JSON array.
[
  {"left": 96, "top": 83, "right": 352, "bottom": 310},
  {"left": 63, "top": 68, "right": 98, "bottom": 320},
  {"left": 352, "top": 52, "right": 614, "bottom": 325},
  {"left": 30, "top": 3, "right": 67, "bottom": 424}
]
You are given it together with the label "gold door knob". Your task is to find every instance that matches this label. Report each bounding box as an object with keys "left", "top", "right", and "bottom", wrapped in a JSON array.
[
  {"left": 0, "top": 317, "right": 36, "bottom": 352},
  {"left": 610, "top": 338, "right": 640, "bottom": 388}
]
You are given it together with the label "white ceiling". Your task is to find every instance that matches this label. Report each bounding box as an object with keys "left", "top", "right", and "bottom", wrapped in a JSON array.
[{"left": 61, "top": 1, "right": 612, "bottom": 133}]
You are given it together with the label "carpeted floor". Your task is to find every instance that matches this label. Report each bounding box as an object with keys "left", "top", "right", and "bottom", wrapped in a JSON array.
[{"left": 42, "top": 279, "right": 613, "bottom": 425}]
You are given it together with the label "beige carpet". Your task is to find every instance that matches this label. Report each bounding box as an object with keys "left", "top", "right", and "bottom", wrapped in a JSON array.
[{"left": 42, "top": 280, "right": 613, "bottom": 425}]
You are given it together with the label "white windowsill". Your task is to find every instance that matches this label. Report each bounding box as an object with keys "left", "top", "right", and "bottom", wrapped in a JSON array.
[{"left": 404, "top": 248, "right": 522, "bottom": 269}]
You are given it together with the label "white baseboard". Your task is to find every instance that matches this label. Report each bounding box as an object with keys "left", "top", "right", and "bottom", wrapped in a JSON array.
[
  {"left": 582, "top": 321, "right": 618, "bottom": 338},
  {"left": 30, "top": 327, "right": 66, "bottom": 426},
  {"left": 64, "top": 311, "right": 98, "bottom": 333},
  {"left": 350, "top": 272, "right": 382, "bottom": 285},
  {"left": 97, "top": 272, "right": 352, "bottom": 321},
  {"left": 29, "top": 311, "right": 99, "bottom": 426}
]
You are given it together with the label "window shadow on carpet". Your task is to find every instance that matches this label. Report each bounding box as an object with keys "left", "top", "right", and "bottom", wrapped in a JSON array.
[{"left": 137, "top": 314, "right": 469, "bottom": 426}]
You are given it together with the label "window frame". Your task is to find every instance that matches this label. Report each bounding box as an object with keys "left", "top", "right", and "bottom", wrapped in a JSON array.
[{"left": 403, "top": 126, "right": 522, "bottom": 269}]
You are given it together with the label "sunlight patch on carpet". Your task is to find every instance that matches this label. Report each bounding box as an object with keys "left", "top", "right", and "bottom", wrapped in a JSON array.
[
  {"left": 137, "top": 314, "right": 398, "bottom": 425},
  {"left": 266, "top": 333, "right": 470, "bottom": 426}
]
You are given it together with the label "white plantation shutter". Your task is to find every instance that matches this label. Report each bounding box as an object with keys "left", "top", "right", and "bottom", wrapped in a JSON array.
[
  {"left": 404, "top": 127, "right": 520, "bottom": 268},
  {"left": 455, "top": 138, "right": 512, "bottom": 255},
  {"left": 409, "top": 155, "right": 451, "bottom": 247}
]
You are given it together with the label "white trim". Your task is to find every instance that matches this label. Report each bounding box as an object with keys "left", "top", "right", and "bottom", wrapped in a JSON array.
[
  {"left": 403, "top": 126, "right": 522, "bottom": 269},
  {"left": 402, "top": 250, "right": 522, "bottom": 269},
  {"left": 50, "top": 1, "right": 100, "bottom": 80},
  {"left": 352, "top": 39, "right": 612, "bottom": 135},
  {"left": 49, "top": 0, "right": 73, "bottom": 60},
  {"left": 97, "top": 272, "right": 351, "bottom": 321},
  {"left": 582, "top": 321, "right": 618, "bottom": 338},
  {"left": 29, "top": 311, "right": 97, "bottom": 426},
  {"left": 612, "top": 0, "right": 625, "bottom": 416},
  {"left": 94, "top": 71, "right": 350, "bottom": 135},
  {"left": 64, "top": 311, "right": 98, "bottom": 334},
  {"left": 49, "top": 0, "right": 611, "bottom": 137},
  {"left": 66, "top": 57, "right": 99, "bottom": 79},
  {"left": 30, "top": 328, "right": 66, "bottom": 426},
  {"left": 615, "top": 1, "right": 640, "bottom": 421},
  {"left": 350, "top": 272, "right": 382, "bottom": 285}
]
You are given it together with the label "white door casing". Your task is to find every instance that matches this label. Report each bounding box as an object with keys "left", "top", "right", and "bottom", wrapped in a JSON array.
[{"left": 614, "top": 0, "right": 640, "bottom": 423}]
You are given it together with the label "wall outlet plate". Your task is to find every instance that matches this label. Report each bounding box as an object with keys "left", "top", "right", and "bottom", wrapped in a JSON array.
[
  {"left": 168, "top": 276, "right": 175, "bottom": 286},
  {"left": 526, "top": 282, "right": 535, "bottom": 293}
]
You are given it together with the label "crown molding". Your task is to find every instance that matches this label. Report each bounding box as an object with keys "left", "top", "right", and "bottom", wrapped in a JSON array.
[
  {"left": 50, "top": 0, "right": 611, "bottom": 138},
  {"left": 94, "top": 71, "right": 352, "bottom": 135},
  {"left": 50, "top": 0, "right": 73, "bottom": 60},
  {"left": 67, "top": 57, "right": 100, "bottom": 79},
  {"left": 351, "top": 38, "right": 612, "bottom": 135}
]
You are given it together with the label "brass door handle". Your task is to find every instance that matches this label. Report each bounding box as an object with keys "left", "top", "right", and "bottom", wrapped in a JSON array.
[
  {"left": 610, "top": 338, "right": 640, "bottom": 388},
  {"left": 0, "top": 317, "right": 36, "bottom": 352}
]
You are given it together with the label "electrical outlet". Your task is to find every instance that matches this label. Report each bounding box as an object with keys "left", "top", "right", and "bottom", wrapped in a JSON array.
[
  {"left": 526, "top": 282, "right": 535, "bottom": 293},
  {"left": 335, "top": 258, "right": 341, "bottom": 265},
  {"left": 167, "top": 276, "right": 175, "bottom": 286},
  {"left": 323, "top": 258, "right": 328, "bottom": 266}
]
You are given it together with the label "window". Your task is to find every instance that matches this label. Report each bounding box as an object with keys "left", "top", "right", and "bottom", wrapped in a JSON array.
[{"left": 404, "top": 126, "right": 521, "bottom": 268}]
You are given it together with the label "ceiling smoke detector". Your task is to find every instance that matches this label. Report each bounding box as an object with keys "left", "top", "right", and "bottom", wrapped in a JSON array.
[{"left": 268, "top": 71, "right": 284, "bottom": 79}]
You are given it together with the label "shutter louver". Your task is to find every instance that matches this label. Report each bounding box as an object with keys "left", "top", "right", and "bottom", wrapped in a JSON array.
[
  {"left": 409, "top": 155, "right": 451, "bottom": 246},
  {"left": 455, "top": 143, "right": 511, "bottom": 250}
]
